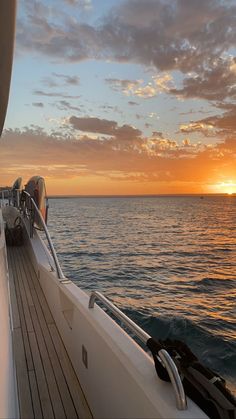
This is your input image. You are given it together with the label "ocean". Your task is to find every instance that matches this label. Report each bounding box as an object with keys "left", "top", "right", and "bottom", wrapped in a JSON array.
[{"left": 47, "top": 195, "right": 236, "bottom": 392}]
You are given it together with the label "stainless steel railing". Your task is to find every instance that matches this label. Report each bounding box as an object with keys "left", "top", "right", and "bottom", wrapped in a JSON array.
[
  {"left": 22, "top": 190, "right": 65, "bottom": 280},
  {"left": 89, "top": 291, "right": 187, "bottom": 411}
]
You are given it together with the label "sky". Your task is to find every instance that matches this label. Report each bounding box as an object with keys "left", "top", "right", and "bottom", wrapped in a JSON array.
[{"left": 1, "top": 0, "right": 236, "bottom": 195}]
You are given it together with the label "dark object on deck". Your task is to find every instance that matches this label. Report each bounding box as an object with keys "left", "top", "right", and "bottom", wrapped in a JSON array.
[
  {"left": 5, "top": 216, "right": 23, "bottom": 246},
  {"left": 147, "top": 337, "right": 236, "bottom": 419}
]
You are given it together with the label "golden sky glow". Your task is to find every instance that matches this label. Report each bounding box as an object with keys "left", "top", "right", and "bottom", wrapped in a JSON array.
[
  {"left": 212, "top": 181, "right": 236, "bottom": 195},
  {"left": 1, "top": 0, "right": 236, "bottom": 195}
]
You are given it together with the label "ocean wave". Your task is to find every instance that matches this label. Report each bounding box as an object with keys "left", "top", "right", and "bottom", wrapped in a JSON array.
[
  {"left": 195, "top": 277, "right": 235, "bottom": 289},
  {"left": 123, "top": 309, "right": 236, "bottom": 381}
]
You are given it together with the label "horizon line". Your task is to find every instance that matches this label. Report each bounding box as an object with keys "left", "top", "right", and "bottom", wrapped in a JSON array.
[{"left": 48, "top": 193, "right": 236, "bottom": 198}]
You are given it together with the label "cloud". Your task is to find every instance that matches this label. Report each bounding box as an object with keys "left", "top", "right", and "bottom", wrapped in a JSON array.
[
  {"left": 17, "top": 0, "right": 236, "bottom": 74},
  {"left": 41, "top": 77, "right": 59, "bottom": 88},
  {"left": 1, "top": 125, "right": 235, "bottom": 189},
  {"left": 171, "top": 57, "right": 236, "bottom": 101},
  {"left": 198, "top": 104, "right": 236, "bottom": 135},
  {"left": 16, "top": 0, "right": 236, "bottom": 114},
  {"left": 136, "top": 85, "right": 158, "bottom": 98},
  {"left": 153, "top": 74, "right": 173, "bottom": 92},
  {"left": 107, "top": 0, "right": 236, "bottom": 72},
  {"left": 99, "top": 104, "right": 122, "bottom": 115},
  {"left": 0, "top": 127, "right": 236, "bottom": 187},
  {"left": 148, "top": 112, "right": 159, "bottom": 119},
  {"left": 217, "top": 137, "right": 236, "bottom": 154},
  {"left": 55, "top": 100, "right": 82, "bottom": 112},
  {"left": 128, "top": 101, "right": 139, "bottom": 106},
  {"left": 179, "top": 122, "right": 215, "bottom": 137},
  {"left": 63, "top": 0, "right": 92, "bottom": 9},
  {"left": 179, "top": 104, "right": 236, "bottom": 137},
  {"left": 179, "top": 108, "right": 211, "bottom": 116},
  {"left": 32, "top": 102, "right": 44, "bottom": 108},
  {"left": 152, "top": 131, "right": 163, "bottom": 138},
  {"left": 69, "top": 116, "right": 142, "bottom": 138},
  {"left": 105, "top": 78, "right": 140, "bottom": 94},
  {"left": 34, "top": 90, "right": 80, "bottom": 99},
  {"left": 182, "top": 138, "right": 191, "bottom": 147},
  {"left": 41, "top": 73, "right": 80, "bottom": 88},
  {"left": 70, "top": 116, "right": 116, "bottom": 135},
  {"left": 147, "top": 137, "right": 178, "bottom": 153},
  {"left": 53, "top": 73, "right": 80, "bottom": 85},
  {"left": 105, "top": 74, "right": 173, "bottom": 98}
]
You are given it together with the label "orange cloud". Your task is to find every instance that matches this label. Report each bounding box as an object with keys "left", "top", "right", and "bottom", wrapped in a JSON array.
[
  {"left": 105, "top": 74, "right": 174, "bottom": 98},
  {"left": 180, "top": 122, "right": 215, "bottom": 136},
  {"left": 1, "top": 124, "right": 236, "bottom": 195}
]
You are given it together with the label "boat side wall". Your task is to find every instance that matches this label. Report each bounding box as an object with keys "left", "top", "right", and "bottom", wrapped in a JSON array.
[
  {"left": 0, "top": 211, "right": 18, "bottom": 419},
  {"left": 22, "top": 215, "right": 207, "bottom": 419}
]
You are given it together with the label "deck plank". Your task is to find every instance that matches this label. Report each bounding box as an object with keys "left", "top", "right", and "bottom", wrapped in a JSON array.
[
  {"left": 17, "top": 247, "right": 68, "bottom": 418},
  {"left": 29, "top": 369, "right": 43, "bottom": 419},
  {"left": 29, "top": 304, "right": 66, "bottom": 419},
  {"left": 23, "top": 265, "right": 78, "bottom": 417},
  {"left": 13, "top": 327, "right": 34, "bottom": 418},
  {"left": 7, "top": 248, "right": 21, "bottom": 328},
  {"left": 15, "top": 246, "right": 34, "bottom": 307},
  {"left": 48, "top": 323, "right": 92, "bottom": 419},
  {"left": 21, "top": 247, "right": 92, "bottom": 418},
  {"left": 28, "top": 330, "right": 55, "bottom": 419},
  {"left": 7, "top": 243, "right": 91, "bottom": 419},
  {"left": 24, "top": 251, "right": 54, "bottom": 325},
  {"left": 10, "top": 247, "right": 34, "bottom": 372},
  {"left": 11, "top": 247, "right": 34, "bottom": 333}
]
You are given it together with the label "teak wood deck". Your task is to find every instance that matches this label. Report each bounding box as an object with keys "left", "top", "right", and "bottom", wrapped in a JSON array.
[{"left": 7, "top": 245, "right": 92, "bottom": 419}]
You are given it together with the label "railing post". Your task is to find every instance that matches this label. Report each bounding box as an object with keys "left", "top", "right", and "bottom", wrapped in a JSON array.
[
  {"left": 158, "top": 350, "right": 187, "bottom": 410},
  {"left": 23, "top": 191, "right": 65, "bottom": 280},
  {"left": 88, "top": 293, "right": 96, "bottom": 308}
]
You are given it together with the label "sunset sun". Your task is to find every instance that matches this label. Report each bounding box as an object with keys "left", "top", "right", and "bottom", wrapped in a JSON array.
[{"left": 215, "top": 181, "right": 236, "bottom": 195}]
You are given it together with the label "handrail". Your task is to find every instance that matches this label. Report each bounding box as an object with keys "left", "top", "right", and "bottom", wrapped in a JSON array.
[
  {"left": 22, "top": 190, "right": 65, "bottom": 281},
  {"left": 158, "top": 350, "right": 187, "bottom": 411},
  {"left": 89, "top": 291, "right": 150, "bottom": 342},
  {"left": 89, "top": 291, "right": 187, "bottom": 411}
]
